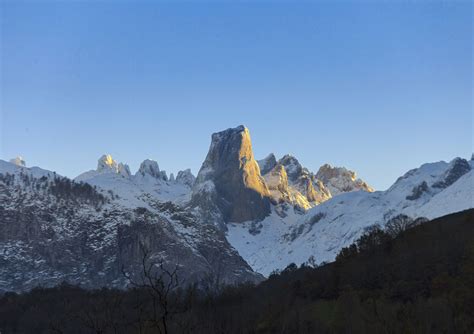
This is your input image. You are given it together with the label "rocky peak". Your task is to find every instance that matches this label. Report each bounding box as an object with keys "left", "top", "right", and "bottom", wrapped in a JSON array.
[
  {"left": 191, "top": 125, "right": 271, "bottom": 223},
  {"left": 278, "top": 155, "right": 303, "bottom": 182},
  {"left": 176, "top": 169, "right": 195, "bottom": 188},
  {"left": 118, "top": 164, "right": 131, "bottom": 178},
  {"left": 160, "top": 171, "right": 168, "bottom": 181},
  {"left": 297, "top": 175, "right": 332, "bottom": 204},
  {"left": 97, "top": 154, "right": 116, "bottom": 172},
  {"left": 433, "top": 158, "right": 471, "bottom": 189},
  {"left": 97, "top": 154, "right": 131, "bottom": 178},
  {"left": 9, "top": 156, "right": 26, "bottom": 167},
  {"left": 137, "top": 159, "right": 165, "bottom": 180},
  {"left": 260, "top": 154, "right": 332, "bottom": 207},
  {"left": 263, "top": 163, "right": 317, "bottom": 210},
  {"left": 258, "top": 154, "right": 277, "bottom": 175},
  {"left": 316, "top": 163, "right": 373, "bottom": 195},
  {"left": 316, "top": 164, "right": 354, "bottom": 181},
  {"left": 265, "top": 164, "right": 289, "bottom": 193}
]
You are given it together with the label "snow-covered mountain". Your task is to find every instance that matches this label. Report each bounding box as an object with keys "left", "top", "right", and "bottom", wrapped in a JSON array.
[
  {"left": 0, "top": 158, "right": 261, "bottom": 292},
  {"left": 315, "top": 163, "right": 374, "bottom": 195},
  {"left": 257, "top": 153, "right": 371, "bottom": 210},
  {"left": 227, "top": 157, "right": 474, "bottom": 276},
  {"left": 189, "top": 126, "right": 373, "bottom": 228},
  {"left": 75, "top": 154, "right": 193, "bottom": 206},
  {"left": 1, "top": 125, "right": 472, "bottom": 290}
]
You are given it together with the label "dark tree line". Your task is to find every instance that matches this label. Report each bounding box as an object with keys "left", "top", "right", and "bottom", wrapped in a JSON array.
[
  {"left": 0, "top": 209, "right": 473, "bottom": 333},
  {"left": 49, "top": 177, "right": 107, "bottom": 206},
  {"left": 0, "top": 172, "right": 108, "bottom": 207}
]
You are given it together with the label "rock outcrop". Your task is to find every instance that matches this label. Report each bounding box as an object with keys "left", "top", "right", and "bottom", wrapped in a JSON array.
[
  {"left": 316, "top": 164, "right": 373, "bottom": 195},
  {"left": 97, "top": 154, "right": 131, "bottom": 178},
  {"left": 432, "top": 158, "right": 471, "bottom": 189},
  {"left": 278, "top": 155, "right": 304, "bottom": 182},
  {"left": 257, "top": 154, "right": 277, "bottom": 175},
  {"left": 259, "top": 154, "right": 332, "bottom": 208},
  {"left": 176, "top": 169, "right": 195, "bottom": 188},
  {"left": 9, "top": 156, "right": 26, "bottom": 167},
  {"left": 258, "top": 154, "right": 372, "bottom": 208},
  {"left": 137, "top": 159, "right": 168, "bottom": 181},
  {"left": 137, "top": 159, "right": 162, "bottom": 179},
  {"left": 191, "top": 126, "right": 271, "bottom": 224},
  {"left": 262, "top": 163, "right": 312, "bottom": 210}
]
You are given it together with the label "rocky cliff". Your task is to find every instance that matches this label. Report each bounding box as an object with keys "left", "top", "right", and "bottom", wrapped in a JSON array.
[{"left": 191, "top": 126, "right": 271, "bottom": 224}]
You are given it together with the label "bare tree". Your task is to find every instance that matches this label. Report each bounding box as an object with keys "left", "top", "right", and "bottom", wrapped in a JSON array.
[
  {"left": 385, "top": 214, "right": 415, "bottom": 238},
  {"left": 122, "top": 244, "right": 182, "bottom": 334},
  {"left": 306, "top": 255, "right": 317, "bottom": 268}
]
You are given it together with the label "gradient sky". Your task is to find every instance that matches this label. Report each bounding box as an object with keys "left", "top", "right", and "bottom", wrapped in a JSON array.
[{"left": 1, "top": 1, "right": 472, "bottom": 190}]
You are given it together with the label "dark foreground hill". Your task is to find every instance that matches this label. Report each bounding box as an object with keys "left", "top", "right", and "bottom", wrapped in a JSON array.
[{"left": 0, "top": 209, "right": 473, "bottom": 334}]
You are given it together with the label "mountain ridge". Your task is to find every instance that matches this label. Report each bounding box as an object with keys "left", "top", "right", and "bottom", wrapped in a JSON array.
[{"left": 1, "top": 125, "right": 472, "bottom": 290}]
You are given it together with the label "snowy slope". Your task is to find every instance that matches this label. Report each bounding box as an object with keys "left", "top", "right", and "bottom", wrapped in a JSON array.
[
  {"left": 75, "top": 155, "right": 193, "bottom": 207},
  {"left": 0, "top": 158, "right": 261, "bottom": 291},
  {"left": 416, "top": 169, "right": 473, "bottom": 218},
  {"left": 76, "top": 171, "right": 191, "bottom": 208},
  {"left": 0, "top": 159, "right": 57, "bottom": 179},
  {"left": 227, "top": 157, "right": 473, "bottom": 276}
]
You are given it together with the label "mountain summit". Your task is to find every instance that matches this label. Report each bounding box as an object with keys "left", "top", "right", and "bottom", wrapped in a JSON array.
[
  {"left": 97, "top": 154, "right": 131, "bottom": 178},
  {"left": 0, "top": 126, "right": 472, "bottom": 291},
  {"left": 9, "top": 156, "right": 26, "bottom": 167},
  {"left": 137, "top": 159, "right": 168, "bottom": 180},
  {"left": 191, "top": 125, "right": 271, "bottom": 224},
  {"left": 315, "top": 164, "right": 373, "bottom": 195}
]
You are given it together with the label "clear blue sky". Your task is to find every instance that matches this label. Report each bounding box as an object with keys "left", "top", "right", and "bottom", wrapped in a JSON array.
[{"left": 1, "top": 1, "right": 472, "bottom": 190}]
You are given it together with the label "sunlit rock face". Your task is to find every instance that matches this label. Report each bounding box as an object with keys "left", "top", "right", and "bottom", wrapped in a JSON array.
[
  {"left": 296, "top": 175, "right": 332, "bottom": 204},
  {"left": 97, "top": 154, "right": 131, "bottom": 178},
  {"left": 191, "top": 125, "right": 271, "bottom": 224},
  {"left": 9, "top": 156, "right": 26, "bottom": 167},
  {"left": 260, "top": 154, "right": 331, "bottom": 207},
  {"left": 263, "top": 163, "right": 313, "bottom": 210},
  {"left": 316, "top": 164, "right": 373, "bottom": 195},
  {"left": 258, "top": 154, "right": 372, "bottom": 208},
  {"left": 97, "top": 154, "right": 117, "bottom": 172},
  {"left": 278, "top": 155, "right": 332, "bottom": 205},
  {"left": 278, "top": 155, "right": 304, "bottom": 182}
]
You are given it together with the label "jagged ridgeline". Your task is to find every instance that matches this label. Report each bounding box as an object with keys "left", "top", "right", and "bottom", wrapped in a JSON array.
[
  {"left": 189, "top": 125, "right": 374, "bottom": 226},
  {"left": 1, "top": 126, "right": 473, "bottom": 291},
  {"left": 0, "top": 158, "right": 261, "bottom": 292}
]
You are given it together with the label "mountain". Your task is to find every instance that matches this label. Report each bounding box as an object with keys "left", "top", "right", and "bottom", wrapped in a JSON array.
[
  {"left": 190, "top": 125, "right": 271, "bottom": 225},
  {"left": 75, "top": 155, "right": 192, "bottom": 205},
  {"left": 3, "top": 210, "right": 472, "bottom": 333},
  {"left": 227, "top": 156, "right": 473, "bottom": 276},
  {"left": 257, "top": 154, "right": 372, "bottom": 211},
  {"left": 0, "top": 159, "right": 261, "bottom": 292},
  {"left": 315, "top": 163, "right": 373, "bottom": 195},
  {"left": 1, "top": 126, "right": 472, "bottom": 290},
  {"left": 188, "top": 126, "right": 372, "bottom": 226},
  {"left": 9, "top": 156, "right": 26, "bottom": 167}
]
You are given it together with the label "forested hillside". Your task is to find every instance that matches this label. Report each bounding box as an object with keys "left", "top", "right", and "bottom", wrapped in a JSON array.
[{"left": 1, "top": 209, "right": 472, "bottom": 333}]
